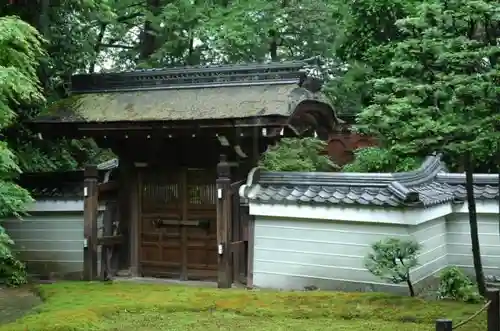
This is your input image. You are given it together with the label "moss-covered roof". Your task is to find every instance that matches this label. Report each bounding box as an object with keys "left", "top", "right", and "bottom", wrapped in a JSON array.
[{"left": 38, "top": 83, "right": 302, "bottom": 123}]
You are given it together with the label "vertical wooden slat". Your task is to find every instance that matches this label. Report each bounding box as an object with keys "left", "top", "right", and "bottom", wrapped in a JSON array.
[
  {"left": 231, "top": 181, "right": 242, "bottom": 283},
  {"left": 246, "top": 216, "right": 255, "bottom": 288},
  {"left": 180, "top": 168, "right": 188, "bottom": 280},
  {"left": 83, "top": 165, "right": 99, "bottom": 281},
  {"left": 239, "top": 203, "right": 249, "bottom": 284},
  {"left": 99, "top": 201, "right": 113, "bottom": 280},
  {"left": 129, "top": 167, "right": 140, "bottom": 276},
  {"left": 118, "top": 161, "right": 131, "bottom": 270},
  {"left": 137, "top": 168, "right": 143, "bottom": 276},
  {"left": 216, "top": 155, "right": 233, "bottom": 288}
]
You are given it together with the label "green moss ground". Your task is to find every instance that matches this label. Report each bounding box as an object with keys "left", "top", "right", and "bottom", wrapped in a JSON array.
[{"left": 0, "top": 282, "right": 487, "bottom": 331}]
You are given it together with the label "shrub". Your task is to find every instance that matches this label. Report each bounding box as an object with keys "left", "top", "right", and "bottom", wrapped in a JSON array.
[
  {"left": 365, "top": 238, "right": 421, "bottom": 296},
  {"left": 438, "top": 266, "right": 482, "bottom": 303},
  {"left": 0, "top": 225, "right": 27, "bottom": 287},
  {"left": 342, "top": 147, "right": 420, "bottom": 173},
  {"left": 259, "top": 137, "right": 338, "bottom": 172}
]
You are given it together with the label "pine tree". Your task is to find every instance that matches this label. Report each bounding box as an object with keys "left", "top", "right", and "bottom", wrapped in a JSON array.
[{"left": 357, "top": 0, "right": 500, "bottom": 295}]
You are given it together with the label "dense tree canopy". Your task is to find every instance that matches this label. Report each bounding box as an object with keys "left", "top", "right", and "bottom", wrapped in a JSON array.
[
  {"left": 0, "top": 0, "right": 498, "bottom": 200},
  {"left": 0, "top": 15, "right": 44, "bottom": 286},
  {"left": 0, "top": 0, "right": 496, "bottom": 193},
  {"left": 355, "top": 0, "right": 500, "bottom": 169},
  {"left": 0, "top": 0, "right": 498, "bottom": 291},
  {"left": 0, "top": 16, "right": 43, "bottom": 216}
]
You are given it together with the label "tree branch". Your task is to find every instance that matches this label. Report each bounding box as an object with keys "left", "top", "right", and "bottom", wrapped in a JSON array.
[
  {"left": 89, "top": 23, "right": 108, "bottom": 73},
  {"left": 99, "top": 43, "right": 136, "bottom": 49},
  {"left": 116, "top": 11, "right": 143, "bottom": 23}
]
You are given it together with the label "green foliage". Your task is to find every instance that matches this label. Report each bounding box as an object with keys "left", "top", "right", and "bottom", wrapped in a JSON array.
[
  {"left": 365, "top": 238, "right": 421, "bottom": 296},
  {"left": 354, "top": 0, "right": 500, "bottom": 168},
  {"left": 2, "top": 0, "right": 341, "bottom": 175},
  {"left": 0, "top": 282, "right": 490, "bottom": 331},
  {"left": 0, "top": 225, "right": 27, "bottom": 287},
  {"left": 438, "top": 266, "right": 482, "bottom": 303},
  {"left": 0, "top": 2, "right": 116, "bottom": 175},
  {"left": 15, "top": 138, "right": 114, "bottom": 173},
  {"left": 0, "top": 16, "right": 41, "bottom": 215},
  {"left": 0, "top": 16, "right": 45, "bottom": 287},
  {"left": 259, "top": 138, "right": 338, "bottom": 172},
  {"left": 342, "top": 147, "right": 421, "bottom": 173},
  {"left": 1, "top": 0, "right": 497, "bottom": 178},
  {"left": 323, "top": 63, "right": 373, "bottom": 116},
  {"left": 334, "top": 0, "right": 416, "bottom": 63}
]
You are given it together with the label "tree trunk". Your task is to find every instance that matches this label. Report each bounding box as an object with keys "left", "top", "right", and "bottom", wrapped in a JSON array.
[
  {"left": 37, "top": 0, "right": 50, "bottom": 91},
  {"left": 465, "top": 150, "right": 486, "bottom": 296},
  {"left": 88, "top": 23, "right": 107, "bottom": 73},
  {"left": 406, "top": 275, "right": 415, "bottom": 297},
  {"left": 139, "top": 0, "right": 161, "bottom": 62},
  {"left": 497, "top": 150, "right": 500, "bottom": 255}
]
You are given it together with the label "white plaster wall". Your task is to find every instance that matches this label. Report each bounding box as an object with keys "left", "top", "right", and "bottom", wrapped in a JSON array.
[
  {"left": 253, "top": 217, "right": 413, "bottom": 291},
  {"left": 251, "top": 201, "right": 498, "bottom": 292},
  {"left": 409, "top": 216, "right": 447, "bottom": 281},
  {"left": 1, "top": 199, "right": 105, "bottom": 278},
  {"left": 447, "top": 213, "right": 500, "bottom": 277}
]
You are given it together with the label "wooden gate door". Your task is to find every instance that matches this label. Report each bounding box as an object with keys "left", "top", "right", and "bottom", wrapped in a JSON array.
[{"left": 139, "top": 168, "right": 218, "bottom": 280}]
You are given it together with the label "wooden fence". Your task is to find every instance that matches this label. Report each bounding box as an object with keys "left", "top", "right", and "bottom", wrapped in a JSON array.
[{"left": 436, "top": 288, "right": 500, "bottom": 331}]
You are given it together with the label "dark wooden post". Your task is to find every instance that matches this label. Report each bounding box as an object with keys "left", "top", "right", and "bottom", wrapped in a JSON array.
[
  {"left": 487, "top": 288, "right": 500, "bottom": 331},
  {"left": 83, "top": 165, "right": 99, "bottom": 281},
  {"left": 435, "top": 319, "right": 452, "bottom": 331},
  {"left": 216, "top": 155, "right": 233, "bottom": 288}
]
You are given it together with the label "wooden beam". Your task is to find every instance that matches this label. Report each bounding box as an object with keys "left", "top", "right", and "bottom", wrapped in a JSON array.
[
  {"left": 32, "top": 116, "right": 290, "bottom": 140},
  {"left": 98, "top": 180, "right": 119, "bottom": 194},
  {"left": 216, "top": 155, "right": 233, "bottom": 288},
  {"left": 97, "top": 235, "right": 124, "bottom": 246},
  {"left": 34, "top": 116, "right": 286, "bottom": 130},
  {"left": 83, "top": 165, "right": 99, "bottom": 281}
]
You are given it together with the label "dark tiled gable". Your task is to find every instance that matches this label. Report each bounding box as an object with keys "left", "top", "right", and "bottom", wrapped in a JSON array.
[{"left": 240, "top": 156, "right": 499, "bottom": 207}]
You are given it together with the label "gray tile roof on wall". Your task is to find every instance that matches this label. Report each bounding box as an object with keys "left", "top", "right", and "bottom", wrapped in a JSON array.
[
  {"left": 239, "top": 155, "right": 499, "bottom": 207},
  {"left": 21, "top": 159, "right": 119, "bottom": 199},
  {"left": 29, "top": 182, "right": 84, "bottom": 199},
  {"left": 436, "top": 173, "right": 499, "bottom": 201}
]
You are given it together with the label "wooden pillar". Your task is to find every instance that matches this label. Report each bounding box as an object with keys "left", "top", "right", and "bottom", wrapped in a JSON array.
[
  {"left": 435, "top": 319, "right": 452, "bottom": 331},
  {"left": 83, "top": 165, "right": 99, "bottom": 281},
  {"left": 487, "top": 288, "right": 500, "bottom": 331},
  {"left": 216, "top": 155, "right": 233, "bottom": 288}
]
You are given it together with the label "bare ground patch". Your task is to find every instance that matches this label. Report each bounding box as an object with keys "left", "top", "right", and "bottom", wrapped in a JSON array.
[{"left": 0, "top": 286, "right": 42, "bottom": 324}]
